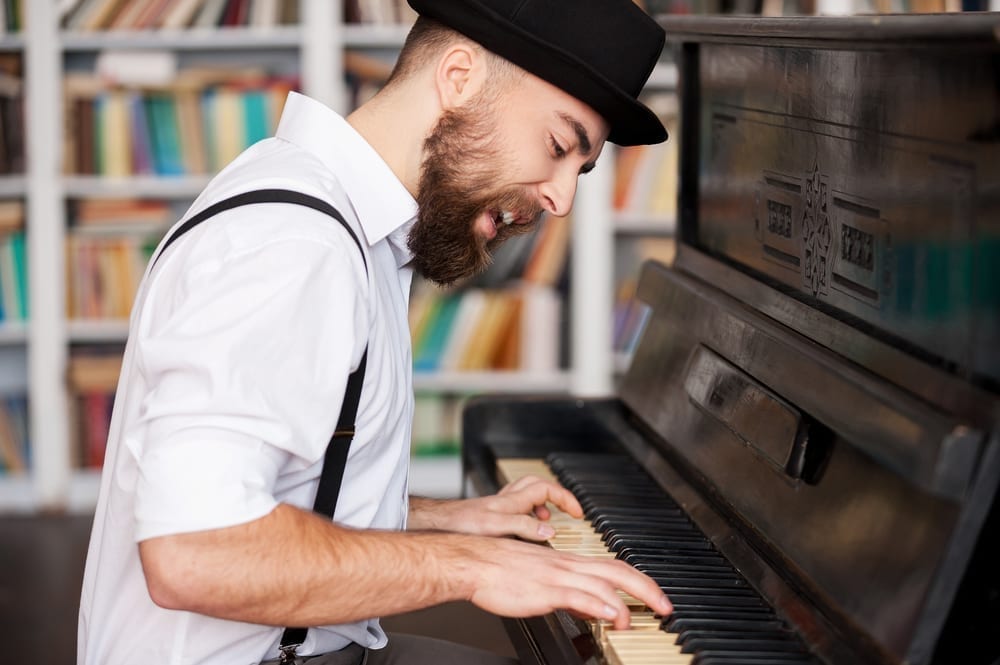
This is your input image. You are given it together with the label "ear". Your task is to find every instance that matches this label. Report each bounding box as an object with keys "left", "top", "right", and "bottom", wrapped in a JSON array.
[{"left": 434, "top": 43, "right": 484, "bottom": 110}]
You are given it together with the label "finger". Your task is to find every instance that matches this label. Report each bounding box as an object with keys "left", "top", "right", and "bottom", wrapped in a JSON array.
[
  {"left": 555, "top": 582, "right": 626, "bottom": 627},
  {"left": 484, "top": 512, "right": 556, "bottom": 541},
  {"left": 590, "top": 559, "right": 673, "bottom": 618},
  {"left": 500, "top": 480, "right": 583, "bottom": 519},
  {"left": 498, "top": 474, "right": 543, "bottom": 495},
  {"left": 553, "top": 571, "right": 631, "bottom": 629},
  {"left": 533, "top": 504, "right": 551, "bottom": 521}
]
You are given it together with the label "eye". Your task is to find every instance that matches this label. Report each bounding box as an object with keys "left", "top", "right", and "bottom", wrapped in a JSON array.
[{"left": 549, "top": 135, "right": 567, "bottom": 158}]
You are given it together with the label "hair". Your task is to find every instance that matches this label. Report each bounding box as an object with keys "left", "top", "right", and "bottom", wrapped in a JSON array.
[{"left": 385, "top": 17, "right": 523, "bottom": 91}]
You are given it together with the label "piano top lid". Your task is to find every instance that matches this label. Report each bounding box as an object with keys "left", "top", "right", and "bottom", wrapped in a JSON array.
[
  {"left": 660, "top": 10, "right": 1000, "bottom": 398},
  {"left": 659, "top": 12, "right": 1000, "bottom": 47}
]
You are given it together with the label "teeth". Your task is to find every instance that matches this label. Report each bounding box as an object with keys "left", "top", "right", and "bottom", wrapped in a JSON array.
[{"left": 500, "top": 211, "right": 515, "bottom": 226}]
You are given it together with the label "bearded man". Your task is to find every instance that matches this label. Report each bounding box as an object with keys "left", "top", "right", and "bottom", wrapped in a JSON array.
[{"left": 78, "top": 1, "right": 671, "bottom": 663}]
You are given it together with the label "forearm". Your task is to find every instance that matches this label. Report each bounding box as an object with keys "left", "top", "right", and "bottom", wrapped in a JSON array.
[
  {"left": 140, "top": 502, "right": 478, "bottom": 626},
  {"left": 408, "top": 495, "right": 453, "bottom": 531}
]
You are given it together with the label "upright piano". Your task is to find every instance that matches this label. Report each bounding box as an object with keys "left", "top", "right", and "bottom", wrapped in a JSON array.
[{"left": 462, "top": 13, "right": 1000, "bottom": 665}]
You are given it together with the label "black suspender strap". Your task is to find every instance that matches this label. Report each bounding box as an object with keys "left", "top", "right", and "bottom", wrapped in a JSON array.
[
  {"left": 154, "top": 189, "right": 366, "bottom": 274},
  {"left": 152, "top": 189, "right": 368, "bottom": 658}
]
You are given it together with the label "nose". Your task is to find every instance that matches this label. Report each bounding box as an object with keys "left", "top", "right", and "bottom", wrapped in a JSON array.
[{"left": 538, "top": 169, "right": 579, "bottom": 218}]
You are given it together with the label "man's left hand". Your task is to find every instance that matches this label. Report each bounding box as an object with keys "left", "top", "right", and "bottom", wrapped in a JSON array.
[{"left": 408, "top": 475, "right": 583, "bottom": 541}]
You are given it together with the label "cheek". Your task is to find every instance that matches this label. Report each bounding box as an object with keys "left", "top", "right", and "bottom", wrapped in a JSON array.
[{"left": 496, "top": 143, "right": 553, "bottom": 185}]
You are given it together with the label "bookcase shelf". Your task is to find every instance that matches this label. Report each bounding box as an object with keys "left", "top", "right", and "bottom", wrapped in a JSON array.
[
  {"left": 0, "top": 321, "right": 27, "bottom": 345},
  {"left": 0, "top": 175, "right": 25, "bottom": 196},
  {"left": 0, "top": 35, "right": 23, "bottom": 50},
  {"left": 344, "top": 23, "right": 412, "bottom": 47},
  {"left": 63, "top": 175, "right": 213, "bottom": 198},
  {"left": 413, "top": 370, "right": 571, "bottom": 395},
  {"left": 61, "top": 26, "right": 303, "bottom": 51},
  {"left": 67, "top": 320, "right": 131, "bottom": 344},
  {"left": 614, "top": 213, "right": 676, "bottom": 236}
]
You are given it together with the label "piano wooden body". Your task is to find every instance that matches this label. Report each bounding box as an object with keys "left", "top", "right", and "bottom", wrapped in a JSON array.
[{"left": 462, "top": 13, "right": 1000, "bottom": 665}]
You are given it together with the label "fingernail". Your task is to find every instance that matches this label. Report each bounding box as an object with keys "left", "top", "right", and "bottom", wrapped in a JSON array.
[
  {"left": 603, "top": 605, "right": 618, "bottom": 619},
  {"left": 538, "top": 523, "right": 555, "bottom": 539}
]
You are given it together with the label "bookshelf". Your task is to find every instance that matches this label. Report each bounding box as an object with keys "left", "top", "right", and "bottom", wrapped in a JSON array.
[{"left": 3, "top": 0, "right": 673, "bottom": 512}]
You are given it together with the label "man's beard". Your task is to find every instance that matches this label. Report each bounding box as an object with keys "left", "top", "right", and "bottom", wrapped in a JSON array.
[{"left": 408, "top": 98, "right": 541, "bottom": 287}]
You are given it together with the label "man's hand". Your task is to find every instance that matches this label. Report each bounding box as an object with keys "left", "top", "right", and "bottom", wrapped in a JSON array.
[
  {"left": 461, "top": 536, "right": 674, "bottom": 631},
  {"left": 409, "top": 474, "right": 583, "bottom": 541}
]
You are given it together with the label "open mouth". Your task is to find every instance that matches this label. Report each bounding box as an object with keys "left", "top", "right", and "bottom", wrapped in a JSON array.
[{"left": 490, "top": 209, "right": 516, "bottom": 228}]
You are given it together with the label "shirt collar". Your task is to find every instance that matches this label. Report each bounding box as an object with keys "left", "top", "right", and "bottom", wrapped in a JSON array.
[{"left": 275, "top": 92, "right": 417, "bottom": 268}]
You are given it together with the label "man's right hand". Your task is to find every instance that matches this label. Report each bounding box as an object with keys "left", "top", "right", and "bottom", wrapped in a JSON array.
[{"left": 461, "top": 536, "right": 672, "bottom": 630}]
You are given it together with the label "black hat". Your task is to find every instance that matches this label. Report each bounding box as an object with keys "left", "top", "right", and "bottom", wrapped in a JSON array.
[{"left": 406, "top": 0, "right": 668, "bottom": 146}]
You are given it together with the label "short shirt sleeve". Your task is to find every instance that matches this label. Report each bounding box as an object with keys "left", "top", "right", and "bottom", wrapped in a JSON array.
[{"left": 128, "top": 220, "right": 368, "bottom": 542}]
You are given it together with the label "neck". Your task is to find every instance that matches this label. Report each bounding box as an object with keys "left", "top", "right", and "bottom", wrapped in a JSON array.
[{"left": 347, "top": 82, "right": 437, "bottom": 198}]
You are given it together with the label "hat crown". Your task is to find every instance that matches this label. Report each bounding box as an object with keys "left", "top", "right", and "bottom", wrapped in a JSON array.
[
  {"left": 408, "top": 0, "right": 668, "bottom": 145},
  {"left": 478, "top": 0, "right": 663, "bottom": 98}
]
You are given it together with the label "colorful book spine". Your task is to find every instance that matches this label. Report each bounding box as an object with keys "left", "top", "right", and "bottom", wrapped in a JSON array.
[
  {"left": 0, "top": 230, "right": 25, "bottom": 323},
  {"left": 67, "top": 76, "right": 297, "bottom": 177},
  {"left": 0, "top": 395, "right": 28, "bottom": 475}
]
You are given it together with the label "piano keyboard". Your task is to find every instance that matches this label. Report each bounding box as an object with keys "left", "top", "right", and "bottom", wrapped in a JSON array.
[{"left": 496, "top": 453, "right": 818, "bottom": 665}]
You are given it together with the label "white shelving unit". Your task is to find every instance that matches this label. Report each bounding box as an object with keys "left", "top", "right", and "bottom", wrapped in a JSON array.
[{"left": 3, "top": 0, "right": 643, "bottom": 513}]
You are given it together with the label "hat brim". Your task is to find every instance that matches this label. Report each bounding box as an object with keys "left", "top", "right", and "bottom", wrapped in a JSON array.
[{"left": 408, "top": 0, "right": 668, "bottom": 146}]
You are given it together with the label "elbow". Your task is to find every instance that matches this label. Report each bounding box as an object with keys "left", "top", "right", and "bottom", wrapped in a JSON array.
[{"left": 139, "top": 537, "right": 202, "bottom": 612}]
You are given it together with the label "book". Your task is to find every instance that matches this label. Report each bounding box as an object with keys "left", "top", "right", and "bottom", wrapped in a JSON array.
[
  {"left": 0, "top": 231, "right": 22, "bottom": 321},
  {"left": 241, "top": 87, "right": 270, "bottom": 146},
  {"left": 522, "top": 213, "right": 571, "bottom": 287},
  {"left": 0, "top": 400, "right": 26, "bottom": 473},
  {"left": 193, "top": 0, "right": 229, "bottom": 28},
  {"left": 0, "top": 199, "right": 23, "bottom": 234},
  {"left": 74, "top": 198, "right": 172, "bottom": 227},
  {"left": 517, "top": 284, "right": 560, "bottom": 373},
  {"left": 160, "top": 0, "right": 207, "bottom": 29},
  {"left": 4, "top": 395, "right": 29, "bottom": 470},
  {"left": 460, "top": 290, "right": 518, "bottom": 370},
  {"left": 68, "top": 352, "right": 123, "bottom": 393},
  {"left": 248, "top": 0, "right": 279, "bottom": 27},
  {"left": 108, "top": 0, "right": 156, "bottom": 30},
  {"left": 100, "top": 89, "right": 133, "bottom": 177},
  {"left": 208, "top": 85, "right": 246, "bottom": 168},
  {"left": 10, "top": 230, "right": 25, "bottom": 320},
  {"left": 437, "top": 289, "right": 487, "bottom": 371},
  {"left": 174, "top": 86, "right": 208, "bottom": 174},
  {"left": 145, "top": 93, "right": 184, "bottom": 175},
  {"left": 413, "top": 293, "right": 461, "bottom": 372},
  {"left": 127, "top": 89, "right": 155, "bottom": 174}
]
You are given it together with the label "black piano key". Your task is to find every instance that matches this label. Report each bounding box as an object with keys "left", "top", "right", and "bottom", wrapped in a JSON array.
[
  {"left": 665, "top": 617, "right": 787, "bottom": 633},
  {"left": 582, "top": 502, "right": 685, "bottom": 517},
  {"left": 663, "top": 593, "right": 769, "bottom": 609},
  {"left": 657, "top": 585, "right": 761, "bottom": 599},
  {"left": 636, "top": 559, "right": 739, "bottom": 572},
  {"left": 643, "top": 567, "right": 743, "bottom": 580},
  {"left": 668, "top": 608, "right": 779, "bottom": 621},
  {"left": 608, "top": 536, "right": 716, "bottom": 552},
  {"left": 595, "top": 519, "right": 694, "bottom": 533},
  {"left": 695, "top": 656, "right": 817, "bottom": 665},
  {"left": 628, "top": 554, "right": 734, "bottom": 569},
  {"left": 651, "top": 576, "right": 751, "bottom": 590},
  {"left": 619, "top": 547, "right": 728, "bottom": 562},
  {"left": 676, "top": 630, "right": 800, "bottom": 646},
  {"left": 681, "top": 638, "right": 808, "bottom": 658},
  {"left": 598, "top": 518, "right": 698, "bottom": 533}
]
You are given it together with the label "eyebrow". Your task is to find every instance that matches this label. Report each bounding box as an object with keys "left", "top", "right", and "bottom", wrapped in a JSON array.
[
  {"left": 557, "top": 112, "right": 593, "bottom": 155},
  {"left": 556, "top": 112, "right": 597, "bottom": 174}
]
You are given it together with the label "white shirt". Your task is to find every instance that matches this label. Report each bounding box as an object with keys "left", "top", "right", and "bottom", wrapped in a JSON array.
[{"left": 78, "top": 92, "right": 419, "bottom": 665}]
